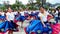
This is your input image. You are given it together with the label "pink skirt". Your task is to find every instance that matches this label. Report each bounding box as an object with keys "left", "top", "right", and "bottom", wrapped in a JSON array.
[{"left": 51, "top": 23, "right": 60, "bottom": 34}]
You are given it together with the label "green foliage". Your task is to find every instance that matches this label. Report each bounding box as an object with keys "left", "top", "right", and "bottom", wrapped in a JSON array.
[
  {"left": 11, "top": 1, "right": 23, "bottom": 10},
  {"left": 57, "top": 6, "right": 60, "bottom": 9},
  {"left": 36, "top": 0, "right": 41, "bottom": 3},
  {"left": 0, "top": 0, "right": 53, "bottom": 10},
  {"left": 44, "top": 5, "right": 49, "bottom": 10},
  {"left": 0, "top": 6, "right": 7, "bottom": 10}
]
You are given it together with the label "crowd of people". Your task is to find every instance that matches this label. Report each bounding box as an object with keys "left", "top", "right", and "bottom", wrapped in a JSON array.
[{"left": 0, "top": 6, "right": 60, "bottom": 34}]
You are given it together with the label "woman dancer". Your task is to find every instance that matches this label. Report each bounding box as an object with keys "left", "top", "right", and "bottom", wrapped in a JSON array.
[
  {"left": 0, "top": 11, "right": 6, "bottom": 34},
  {"left": 25, "top": 6, "right": 53, "bottom": 34},
  {"left": 6, "top": 7, "right": 18, "bottom": 34},
  {"left": 38, "top": 7, "right": 53, "bottom": 34}
]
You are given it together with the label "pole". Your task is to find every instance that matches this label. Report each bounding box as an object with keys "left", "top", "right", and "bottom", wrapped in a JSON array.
[{"left": 42, "top": 0, "right": 43, "bottom": 7}]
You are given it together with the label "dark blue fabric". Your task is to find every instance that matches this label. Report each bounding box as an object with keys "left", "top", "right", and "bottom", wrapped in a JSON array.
[
  {"left": 26, "top": 20, "right": 52, "bottom": 34},
  {"left": 0, "top": 16, "right": 6, "bottom": 20},
  {"left": 35, "top": 12, "right": 39, "bottom": 16},
  {"left": 0, "top": 21, "right": 18, "bottom": 32},
  {"left": 55, "top": 17, "right": 58, "bottom": 23},
  {"left": 16, "top": 15, "right": 26, "bottom": 22}
]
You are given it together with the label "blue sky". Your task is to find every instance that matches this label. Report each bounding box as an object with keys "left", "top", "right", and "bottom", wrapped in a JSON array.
[{"left": 0, "top": 0, "right": 60, "bottom": 4}]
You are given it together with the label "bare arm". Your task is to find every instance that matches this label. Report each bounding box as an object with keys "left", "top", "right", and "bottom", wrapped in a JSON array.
[
  {"left": 40, "top": 16, "right": 46, "bottom": 27},
  {"left": 48, "top": 14, "right": 53, "bottom": 19},
  {"left": 6, "top": 14, "right": 10, "bottom": 21}
]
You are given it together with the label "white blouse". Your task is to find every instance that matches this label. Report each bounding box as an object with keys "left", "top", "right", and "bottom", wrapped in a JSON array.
[
  {"left": 13, "top": 11, "right": 18, "bottom": 15},
  {"left": 20, "top": 11, "right": 24, "bottom": 16},
  {"left": 1, "top": 12, "right": 5, "bottom": 16},
  {"left": 6, "top": 12, "right": 15, "bottom": 21},
  {"left": 38, "top": 11, "right": 49, "bottom": 22},
  {"left": 24, "top": 11, "right": 28, "bottom": 13}
]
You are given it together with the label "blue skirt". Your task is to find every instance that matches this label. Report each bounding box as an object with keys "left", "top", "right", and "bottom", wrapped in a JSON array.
[
  {"left": 0, "top": 16, "right": 6, "bottom": 20},
  {"left": 0, "top": 21, "right": 18, "bottom": 32},
  {"left": 26, "top": 20, "right": 52, "bottom": 34},
  {"left": 16, "top": 16, "right": 26, "bottom": 22}
]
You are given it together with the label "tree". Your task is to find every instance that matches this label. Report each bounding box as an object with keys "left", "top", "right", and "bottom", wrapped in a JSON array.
[
  {"left": 28, "top": 0, "right": 34, "bottom": 4},
  {"left": 36, "top": 0, "right": 42, "bottom": 6},
  {"left": 11, "top": 0, "right": 25, "bottom": 10},
  {"left": 57, "top": 6, "right": 60, "bottom": 9},
  {"left": 36, "top": 0, "right": 41, "bottom": 4},
  {"left": 0, "top": 6, "right": 7, "bottom": 10}
]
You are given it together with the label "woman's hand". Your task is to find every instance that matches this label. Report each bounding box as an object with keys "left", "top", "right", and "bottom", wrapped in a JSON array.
[
  {"left": 43, "top": 24, "right": 46, "bottom": 27},
  {"left": 40, "top": 17, "right": 47, "bottom": 27},
  {"left": 8, "top": 20, "right": 11, "bottom": 22}
]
